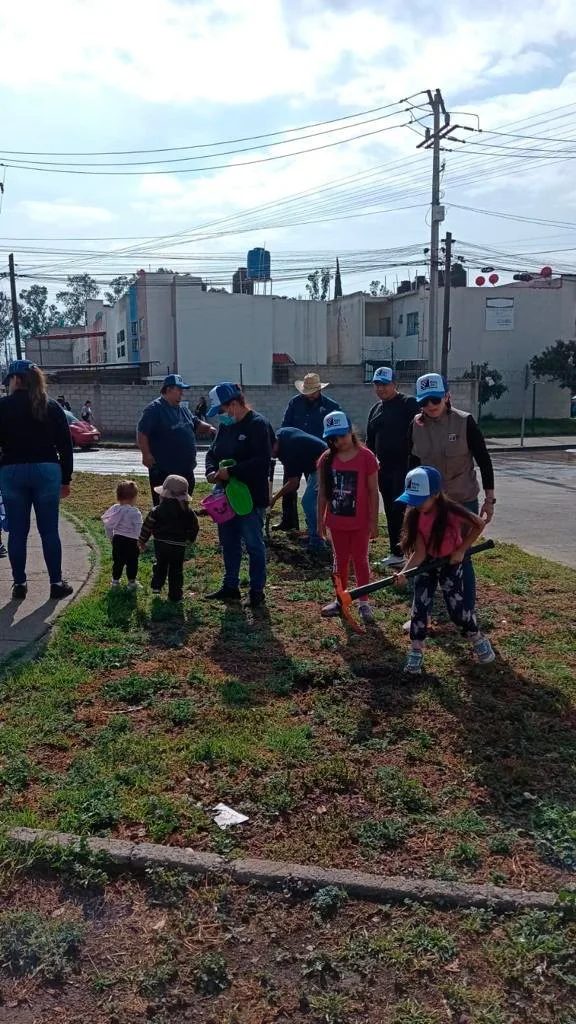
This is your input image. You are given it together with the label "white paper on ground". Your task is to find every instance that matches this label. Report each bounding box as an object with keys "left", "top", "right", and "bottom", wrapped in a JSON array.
[{"left": 212, "top": 803, "right": 249, "bottom": 829}]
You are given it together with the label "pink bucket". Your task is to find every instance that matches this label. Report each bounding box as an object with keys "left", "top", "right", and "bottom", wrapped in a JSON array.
[{"left": 200, "top": 492, "right": 236, "bottom": 524}]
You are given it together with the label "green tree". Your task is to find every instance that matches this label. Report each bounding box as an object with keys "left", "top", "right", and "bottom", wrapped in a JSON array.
[
  {"left": 306, "top": 267, "right": 332, "bottom": 301},
  {"left": 369, "top": 280, "right": 390, "bottom": 297},
  {"left": 104, "top": 275, "right": 133, "bottom": 305},
  {"left": 18, "top": 285, "right": 61, "bottom": 341},
  {"left": 56, "top": 274, "right": 100, "bottom": 326},
  {"left": 463, "top": 362, "right": 508, "bottom": 407},
  {"left": 0, "top": 292, "right": 13, "bottom": 364},
  {"left": 531, "top": 339, "right": 576, "bottom": 390}
]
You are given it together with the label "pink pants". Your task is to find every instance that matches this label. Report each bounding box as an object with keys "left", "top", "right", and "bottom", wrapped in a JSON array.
[{"left": 331, "top": 528, "right": 371, "bottom": 592}]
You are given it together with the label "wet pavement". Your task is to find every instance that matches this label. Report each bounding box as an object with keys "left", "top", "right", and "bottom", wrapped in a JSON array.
[{"left": 73, "top": 447, "right": 576, "bottom": 569}]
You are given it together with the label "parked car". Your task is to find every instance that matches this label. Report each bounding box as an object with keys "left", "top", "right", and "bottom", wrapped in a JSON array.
[{"left": 64, "top": 409, "right": 100, "bottom": 447}]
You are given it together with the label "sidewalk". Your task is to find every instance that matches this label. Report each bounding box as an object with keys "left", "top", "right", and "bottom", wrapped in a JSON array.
[
  {"left": 486, "top": 435, "right": 576, "bottom": 451},
  {"left": 0, "top": 516, "right": 95, "bottom": 663}
]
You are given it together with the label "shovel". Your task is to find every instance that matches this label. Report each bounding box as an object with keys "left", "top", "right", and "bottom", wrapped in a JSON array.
[{"left": 334, "top": 539, "right": 496, "bottom": 633}]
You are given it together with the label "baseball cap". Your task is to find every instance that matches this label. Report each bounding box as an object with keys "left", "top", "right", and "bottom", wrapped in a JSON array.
[
  {"left": 323, "top": 410, "right": 351, "bottom": 438},
  {"left": 153, "top": 474, "right": 191, "bottom": 501},
  {"left": 416, "top": 373, "right": 446, "bottom": 402},
  {"left": 207, "top": 382, "right": 243, "bottom": 418},
  {"left": 3, "top": 359, "right": 36, "bottom": 386},
  {"left": 396, "top": 466, "right": 443, "bottom": 507},
  {"left": 372, "top": 366, "right": 395, "bottom": 384},
  {"left": 162, "top": 373, "right": 191, "bottom": 389}
]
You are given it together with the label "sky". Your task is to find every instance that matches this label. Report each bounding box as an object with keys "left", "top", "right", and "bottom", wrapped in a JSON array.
[{"left": 1, "top": 0, "right": 576, "bottom": 297}]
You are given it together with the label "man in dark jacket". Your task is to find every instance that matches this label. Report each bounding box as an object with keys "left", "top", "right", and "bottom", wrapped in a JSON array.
[
  {"left": 271, "top": 427, "right": 328, "bottom": 552},
  {"left": 366, "top": 366, "right": 418, "bottom": 567},
  {"left": 277, "top": 373, "right": 339, "bottom": 531}
]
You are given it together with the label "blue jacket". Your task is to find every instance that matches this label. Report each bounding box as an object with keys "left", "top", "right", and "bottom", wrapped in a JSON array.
[{"left": 281, "top": 392, "right": 340, "bottom": 439}]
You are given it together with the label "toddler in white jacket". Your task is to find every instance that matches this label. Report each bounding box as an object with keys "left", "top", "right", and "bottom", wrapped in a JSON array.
[{"left": 101, "top": 480, "right": 143, "bottom": 589}]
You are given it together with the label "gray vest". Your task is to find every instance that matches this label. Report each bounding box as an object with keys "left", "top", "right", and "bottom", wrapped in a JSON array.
[{"left": 411, "top": 407, "right": 479, "bottom": 504}]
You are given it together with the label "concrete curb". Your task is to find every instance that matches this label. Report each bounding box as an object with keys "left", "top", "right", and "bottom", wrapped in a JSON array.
[
  {"left": 9, "top": 827, "right": 564, "bottom": 913},
  {"left": 487, "top": 443, "right": 575, "bottom": 453}
]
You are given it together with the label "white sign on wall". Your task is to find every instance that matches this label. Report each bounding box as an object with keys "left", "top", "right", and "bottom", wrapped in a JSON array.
[{"left": 485, "top": 297, "right": 514, "bottom": 331}]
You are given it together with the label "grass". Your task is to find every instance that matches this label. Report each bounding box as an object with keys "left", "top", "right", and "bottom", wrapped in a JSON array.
[
  {"left": 0, "top": 472, "right": 575, "bottom": 897},
  {"left": 0, "top": 910, "right": 82, "bottom": 981}
]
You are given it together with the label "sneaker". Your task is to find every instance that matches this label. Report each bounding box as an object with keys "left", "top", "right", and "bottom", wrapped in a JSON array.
[
  {"left": 110, "top": 580, "right": 120, "bottom": 588},
  {"left": 12, "top": 582, "right": 27, "bottom": 601},
  {"left": 359, "top": 602, "right": 376, "bottom": 624},
  {"left": 151, "top": 587, "right": 162, "bottom": 595},
  {"left": 0, "top": 543, "right": 7, "bottom": 558},
  {"left": 380, "top": 553, "right": 405, "bottom": 568},
  {"left": 127, "top": 581, "right": 142, "bottom": 591},
  {"left": 207, "top": 586, "right": 241, "bottom": 602},
  {"left": 321, "top": 600, "right": 340, "bottom": 618},
  {"left": 50, "top": 581, "right": 73, "bottom": 600},
  {"left": 402, "top": 619, "right": 412, "bottom": 634},
  {"left": 243, "top": 589, "right": 265, "bottom": 609},
  {"left": 403, "top": 649, "right": 424, "bottom": 675},
  {"left": 473, "top": 636, "right": 496, "bottom": 664}
]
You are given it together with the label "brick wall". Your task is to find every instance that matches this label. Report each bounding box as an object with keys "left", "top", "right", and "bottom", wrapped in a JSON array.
[{"left": 49, "top": 374, "right": 479, "bottom": 439}]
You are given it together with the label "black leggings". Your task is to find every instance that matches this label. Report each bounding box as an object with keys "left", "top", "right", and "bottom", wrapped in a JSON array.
[
  {"left": 152, "top": 540, "right": 185, "bottom": 601},
  {"left": 112, "top": 535, "right": 139, "bottom": 582}
]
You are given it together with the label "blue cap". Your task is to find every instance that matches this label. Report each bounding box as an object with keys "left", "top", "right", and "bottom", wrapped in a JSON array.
[
  {"left": 162, "top": 373, "right": 191, "bottom": 390},
  {"left": 207, "top": 382, "right": 242, "bottom": 418},
  {"left": 396, "top": 466, "right": 443, "bottom": 507},
  {"left": 323, "top": 410, "right": 351, "bottom": 438},
  {"left": 3, "top": 359, "right": 37, "bottom": 386},
  {"left": 372, "top": 366, "right": 395, "bottom": 384},
  {"left": 416, "top": 372, "right": 447, "bottom": 402}
]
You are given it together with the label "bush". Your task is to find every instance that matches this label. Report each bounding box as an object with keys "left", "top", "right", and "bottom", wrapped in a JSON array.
[{"left": 0, "top": 911, "right": 82, "bottom": 981}]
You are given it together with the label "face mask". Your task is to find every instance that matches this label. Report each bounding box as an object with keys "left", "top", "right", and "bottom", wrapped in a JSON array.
[{"left": 219, "top": 413, "right": 235, "bottom": 426}]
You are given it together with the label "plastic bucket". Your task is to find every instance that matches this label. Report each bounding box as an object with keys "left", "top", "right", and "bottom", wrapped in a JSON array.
[{"left": 200, "top": 492, "right": 236, "bottom": 524}]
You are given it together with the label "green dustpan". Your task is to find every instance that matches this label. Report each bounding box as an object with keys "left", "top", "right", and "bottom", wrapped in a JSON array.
[{"left": 220, "top": 460, "right": 254, "bottom": 516}]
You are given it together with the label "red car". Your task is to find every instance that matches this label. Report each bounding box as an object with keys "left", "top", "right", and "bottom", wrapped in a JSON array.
[{"left": 65, "top": 410, "right": 100, "bottom": 448}]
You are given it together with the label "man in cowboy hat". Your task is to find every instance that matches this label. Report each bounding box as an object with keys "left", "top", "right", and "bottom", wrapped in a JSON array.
[{"left": 276, "top": 372, "right": 340, "bottom": 532}]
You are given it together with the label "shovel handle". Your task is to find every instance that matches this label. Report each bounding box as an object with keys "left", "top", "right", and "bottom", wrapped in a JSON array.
[{"left": 345, "top": 539, "right": 496, "bottom": 602}]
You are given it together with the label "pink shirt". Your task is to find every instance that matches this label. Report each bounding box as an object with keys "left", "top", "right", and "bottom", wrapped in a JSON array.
[
  {"left": 319, "top": 445, "right": 379, "bottom": 532},
  {"left": 418, "top": 508, "right": 463, "bottom": 557}
]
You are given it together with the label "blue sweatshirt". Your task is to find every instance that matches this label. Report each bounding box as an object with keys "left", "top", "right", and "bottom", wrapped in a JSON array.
[{"left": 205, "top": 410, "right": 272, "bottom": 508}]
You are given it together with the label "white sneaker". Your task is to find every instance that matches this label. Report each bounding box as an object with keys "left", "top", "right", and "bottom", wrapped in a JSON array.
[
  {"left": 381, "top": 554, "right": 405, "bottom": 568},
  {"left": 402, "top": 619, "right": 411, "bottom": 634},
  {"left": 321, "top": 601, "right": 340, "bottom": 618}
]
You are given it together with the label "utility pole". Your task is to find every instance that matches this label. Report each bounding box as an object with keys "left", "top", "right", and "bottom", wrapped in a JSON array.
[
  {"left": 417, "top": 90, "right": 449, "bottom": 371},
  {"left": 441, "top": 231, "right": 452, "bottom": 378},
  {"left": 8, "top": 254, "right": 22, "bottom": 359}
]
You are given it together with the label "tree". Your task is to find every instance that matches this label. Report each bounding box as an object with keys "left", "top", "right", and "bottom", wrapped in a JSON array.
[
  {"left": 0, "top": 292, "right": 13, "bottom": 364},
  {"left": 368, "top": 280, "right": 391, "bottom": 297},
  {"left": 105, "top": 275, "right": 133, "bottom": 305},
  {"left": 18, "top": 285, "right": 61, "bottom": 341},
  {"left": 306, "top": 267, "right": 332, "bottom": 301},
  {"left": 56, "top": 274, "right": 100, "bottom": 326},
  {"left": 531, "top": 339, "right": 576, "bottom": 391},
  {"left": 463, "top": 362, "right": 508, "bottom": 407}
]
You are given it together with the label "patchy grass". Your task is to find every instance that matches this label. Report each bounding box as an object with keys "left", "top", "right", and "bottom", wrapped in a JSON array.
[{"left": 0, "top": 472, "right": 575, "bottom": 898}]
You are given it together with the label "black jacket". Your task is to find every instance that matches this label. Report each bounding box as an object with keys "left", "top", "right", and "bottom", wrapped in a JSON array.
[
  {"left": 0, "top": 390, "right": 74, "bottom": 484},
  {"left": 205, "top": 410, "right": 271, "bottom": 508},
  {"left": 366, "top": 392, "right": 419, "bottom": 471},
  {"left": 140, "top": 499, "right": 199, "bottom": 547}
]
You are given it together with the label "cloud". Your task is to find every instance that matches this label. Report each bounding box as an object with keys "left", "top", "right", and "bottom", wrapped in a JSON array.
[{"left": 19, "top": 200, "right": 116, "bottom": 225}]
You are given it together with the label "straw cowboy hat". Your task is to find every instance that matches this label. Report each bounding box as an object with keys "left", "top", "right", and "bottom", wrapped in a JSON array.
[{"left": 294, "top": 372, "right": 330, "bottom": 395}]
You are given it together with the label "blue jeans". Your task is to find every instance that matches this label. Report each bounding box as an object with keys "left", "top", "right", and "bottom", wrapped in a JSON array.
[
  {"left": 462, "top": 499, "right": 479, "bottom": 609},
  {"left": 218, "top": 508, "right": 267, "bottom": 592},
  {"left": 300, "top": 472, "right": 322, "bottom": 547},
  {"left": 0, "top": 463, "right": 63, "bottom": 585}
]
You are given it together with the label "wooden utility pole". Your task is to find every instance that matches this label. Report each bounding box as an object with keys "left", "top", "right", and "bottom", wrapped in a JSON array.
[
  {"left": 8, "top": 254, "right": 22, "bottom": 359},
  {"left": 441, "top": 231, "right": 452, "bottom": 378}
]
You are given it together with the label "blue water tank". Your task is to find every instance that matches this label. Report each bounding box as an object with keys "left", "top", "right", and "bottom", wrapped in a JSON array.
[{"left": 247, "top": 247, "right": 271, "bottom": 281}]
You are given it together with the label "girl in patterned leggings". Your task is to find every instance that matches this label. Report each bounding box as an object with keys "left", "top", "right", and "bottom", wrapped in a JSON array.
[{"left": 394, "top": 466, "right": 495, "bottom": 675}]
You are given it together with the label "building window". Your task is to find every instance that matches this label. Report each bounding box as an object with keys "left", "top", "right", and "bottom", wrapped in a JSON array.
[
  {"left": 131, "top": 321, "right": 138, "bottom": 338},
  {"left": 131, "top": 335, "right": 139, "bottom": 354},
  {"left": 398, "top": 314, "right": 403, "bottom": 324},
  {"left": 116, "top": 329, "right": 126, "bottom": 360},
  {"left": 406, "top": 312, "right": 419, "bottom": 335}
]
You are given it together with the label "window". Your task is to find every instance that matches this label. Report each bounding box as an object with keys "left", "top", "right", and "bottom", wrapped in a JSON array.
[
  {"left": 406, "top": 312, "right": 419, "bottom": 335},
  {"left": 398, "top": 314, "right": 403, "bottom": 324},
  {"left": 131, "top": 335, "right": 139, "bottom": 354},
  {"left": 116, "top": 330, "right": 126, "bottom": 359},
  {"left": 131, "top": 321, "right": 138, "bottom": 338}
]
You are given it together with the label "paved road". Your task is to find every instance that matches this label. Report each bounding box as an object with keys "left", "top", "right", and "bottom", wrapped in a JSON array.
[{"left": 73, "top": 448, "right": 576, "bottom": 569}]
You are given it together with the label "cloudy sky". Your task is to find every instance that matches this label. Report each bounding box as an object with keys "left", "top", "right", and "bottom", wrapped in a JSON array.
[{"left": 1, "top": 0, "right": 576, "bottom": 295}]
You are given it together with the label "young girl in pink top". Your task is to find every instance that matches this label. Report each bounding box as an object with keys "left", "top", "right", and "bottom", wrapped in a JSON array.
[
  {"left": 317, "top": 411, "right": 379, "bottom": 624},
  {"left": 394, "top": 465, "right": 495, "bottom": 674}
]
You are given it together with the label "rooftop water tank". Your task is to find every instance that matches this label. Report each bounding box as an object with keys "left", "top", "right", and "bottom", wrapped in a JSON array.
[{"left": 247, "top": 247, "right": 271, "bottom": 281}]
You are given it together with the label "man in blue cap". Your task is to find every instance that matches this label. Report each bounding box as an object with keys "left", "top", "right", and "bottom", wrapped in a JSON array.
[
  {"left": 137, "top": 373, "right": 215, "bottom": 505},
  {"left": 366, "top": 366, "right": 419, "bottom": 567}
]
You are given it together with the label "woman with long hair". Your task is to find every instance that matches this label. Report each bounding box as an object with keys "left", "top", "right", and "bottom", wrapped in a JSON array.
[
  {"left": 394, "top": 465, "right": 495, "bottom": 675},
  {"left": 317, "top": 411, "right": 379, "bottom": 624},
  {"left": 0, "top": 360, "right": 74, "bottom": 600}
]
